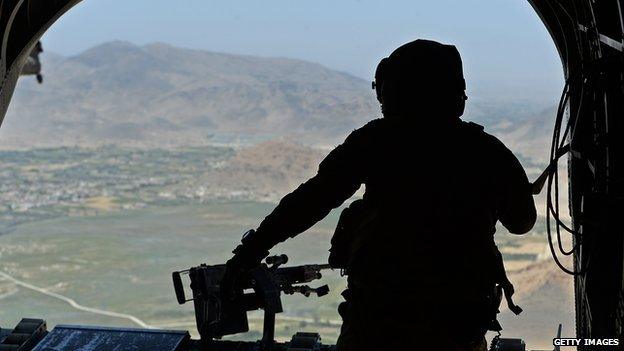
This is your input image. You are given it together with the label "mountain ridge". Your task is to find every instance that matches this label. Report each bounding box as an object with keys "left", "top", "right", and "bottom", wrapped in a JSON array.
[
  {"left": 2, "top": 41, "right": 379, "bottom": 148},
  {"left": 2, "top": 41, "right": 555, "bottom": 164}
]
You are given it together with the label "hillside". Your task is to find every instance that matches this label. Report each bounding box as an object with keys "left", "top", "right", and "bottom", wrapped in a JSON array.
[
  {"left": 499, "top": 258, "right": 575, "bottom": 349},
  {"left": 1, "top": 41, "right": 555, "bottom": 164},
  {"left": 212, "top": 140, "right": 324, "bottom": 200},
  {"left": 2, "top": 41, "right": 378, "bottom": 148},
  {"left": 487, "top": 106, "right": 556, "bottom": 164}
]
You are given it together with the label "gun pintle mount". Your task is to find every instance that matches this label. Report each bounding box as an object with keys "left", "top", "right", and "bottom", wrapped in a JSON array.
[{"left": 172, "top": 254, "right": 332, "bottom": 350}]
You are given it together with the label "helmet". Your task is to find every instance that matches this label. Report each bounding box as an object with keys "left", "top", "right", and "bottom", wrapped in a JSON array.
[{"left": 373, "top": 39, "right": 467, "bottom": 108}]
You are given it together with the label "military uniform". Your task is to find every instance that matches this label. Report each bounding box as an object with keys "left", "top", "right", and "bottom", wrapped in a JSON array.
[
  {"left": 226, "top": 39, "right": 537, "bottom": 351},
  {"left": 239, "top": 117, "right": 536, "bottom": 350}
]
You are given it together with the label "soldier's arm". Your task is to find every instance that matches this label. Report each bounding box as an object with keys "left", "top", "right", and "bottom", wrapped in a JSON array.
[
  {"left": 238, "top": 125, "right": 372, "bottom": 257},
  {"left": 495, "top": 142, "right": 537, "bottom": 234}
]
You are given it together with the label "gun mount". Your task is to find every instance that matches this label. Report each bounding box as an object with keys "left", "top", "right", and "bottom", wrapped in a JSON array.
[{"left": 172, "top": 254, "right": 334, "bottom": 351}]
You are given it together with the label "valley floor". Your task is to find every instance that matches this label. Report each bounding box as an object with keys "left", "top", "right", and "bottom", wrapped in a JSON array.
[{"left": 0, "top": 202, "right": 573, "bottom": 348}]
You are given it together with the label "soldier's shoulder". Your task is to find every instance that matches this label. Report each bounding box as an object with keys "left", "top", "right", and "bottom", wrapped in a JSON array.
[
  {"left": 318, "top": 119, "right": 383, "bottom": 171},
  {"left": 345, "top": 118, "right": 385, "bottom": 141},
  {"left": 460, "top": 120, "right": 485, "bottom": 134},
  {"left": 358, "top": 118, "right": 386, "bottom": 132},
  {"left": 461, "top": 121, "right": 516, "bottom": 158},
  {"left": 462, "top": 120, "right": 497, "bottom": 141}
]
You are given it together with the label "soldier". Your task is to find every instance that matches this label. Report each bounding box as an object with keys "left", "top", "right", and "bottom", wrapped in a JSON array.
[{"left": 222, "top": 39, "right": 536, "bottom": 351}]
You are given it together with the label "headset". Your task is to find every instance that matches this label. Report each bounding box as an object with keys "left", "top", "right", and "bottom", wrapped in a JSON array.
[
  {"left": 372, "top": 57, "right": 390, "bottom": 104},
  {"left": 371, "top": 42, "right": 468, "bottom": 116}
]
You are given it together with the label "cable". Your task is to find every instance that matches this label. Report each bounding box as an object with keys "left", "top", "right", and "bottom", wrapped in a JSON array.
[
  {"left": 545, "top": 79, "right": 579, "bottom": 274},
  {"left": 544, "top": 70, "right": 590, "bottom": 275},
  {"left": 552, "top": 80, "right": 583, "bottom": 255}
]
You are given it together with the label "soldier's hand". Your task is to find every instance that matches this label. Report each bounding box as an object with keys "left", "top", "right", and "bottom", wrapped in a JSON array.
[
  {"left": 220, "top": 230, "right": 269, "bottom": 301},
  {"left": 220, "top": 255, "right": 249, "bottom": 302}
]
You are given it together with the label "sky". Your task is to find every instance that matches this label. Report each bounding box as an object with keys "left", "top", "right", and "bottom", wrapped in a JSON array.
[{"left": 42, "top": 0, "right": 564, "bottom": 105}]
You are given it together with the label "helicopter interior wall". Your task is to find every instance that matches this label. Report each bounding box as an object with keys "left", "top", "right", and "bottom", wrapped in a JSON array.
[{"left": 527, "top": 0, "right": 624, "bottom": 346}]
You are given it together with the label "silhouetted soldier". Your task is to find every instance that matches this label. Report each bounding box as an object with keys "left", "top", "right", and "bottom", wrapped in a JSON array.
[{"left": 223, "top": 39, "right": 536, "bottom": 351}]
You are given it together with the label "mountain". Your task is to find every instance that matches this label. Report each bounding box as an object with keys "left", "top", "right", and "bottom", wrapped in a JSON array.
[
  {"left": 1, "top": 40, "right": 556, "bottom": 165},
  {"left": 488, "top": 106, "right": 556, "bottom": 164},
  {"left": 1, "top": 41, "right": 379, "bottom": 148}
]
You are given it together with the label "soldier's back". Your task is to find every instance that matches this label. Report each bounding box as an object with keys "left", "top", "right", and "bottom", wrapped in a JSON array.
[{"left": 343, "top": 117, "right": 516, "bottom": 341}]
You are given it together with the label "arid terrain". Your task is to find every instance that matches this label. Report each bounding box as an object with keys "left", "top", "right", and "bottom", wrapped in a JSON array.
[{"left": 0, "top": 42, "right": 573, "bottom": 349}]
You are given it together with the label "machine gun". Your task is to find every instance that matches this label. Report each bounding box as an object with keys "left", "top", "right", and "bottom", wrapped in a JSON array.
[{"left": 172, "top": 254, "right": 334, "bottom": 351}]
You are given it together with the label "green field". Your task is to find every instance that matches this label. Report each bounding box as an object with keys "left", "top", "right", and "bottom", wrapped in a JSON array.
[
  {"left": 0, "top": 199, "right": 563, "bottom": 346},
  {"left": 0, "top": 202, "right": 346, "bottom": 342}
]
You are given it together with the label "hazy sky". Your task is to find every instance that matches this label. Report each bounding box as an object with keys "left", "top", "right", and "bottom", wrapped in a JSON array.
[{"left": 42, "top": 0, "right": 564, "bottom": 104}]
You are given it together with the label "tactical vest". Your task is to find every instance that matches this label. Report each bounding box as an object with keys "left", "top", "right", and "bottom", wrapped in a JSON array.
[{"left": 328, "top": 198, "right": 522, "bottom": 332}]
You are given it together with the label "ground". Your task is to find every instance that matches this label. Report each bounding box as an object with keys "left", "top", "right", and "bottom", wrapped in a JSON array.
[{"left": 0, "top": 201, "right": 573, "bottom": 348}]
